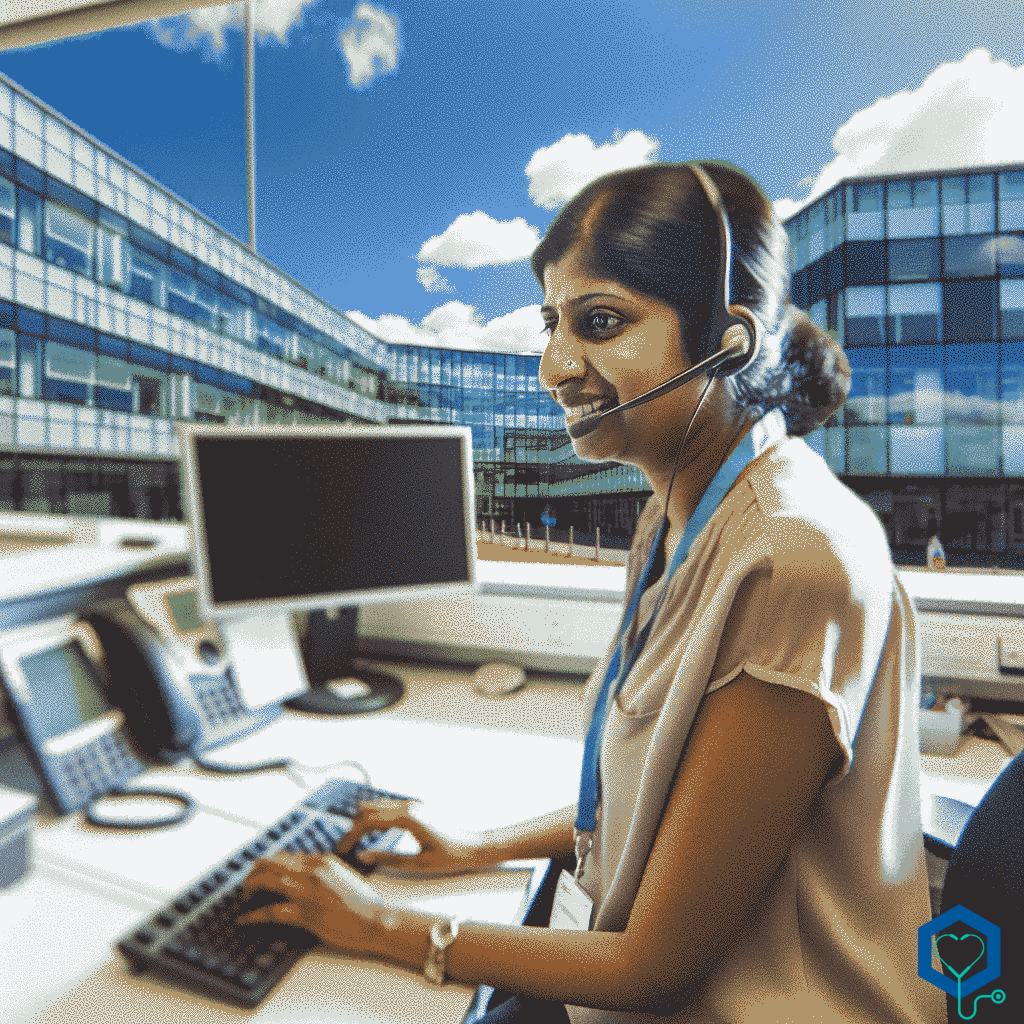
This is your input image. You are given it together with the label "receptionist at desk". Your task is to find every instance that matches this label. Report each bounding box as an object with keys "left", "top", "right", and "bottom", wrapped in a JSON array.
[{"left": 235, "top": 162, "right": 944, "bottom": 1023}]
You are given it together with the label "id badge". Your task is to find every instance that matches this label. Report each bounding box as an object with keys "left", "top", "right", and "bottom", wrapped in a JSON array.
[{"left": 549, "top": 869, "right": 593, "bottom": 931}]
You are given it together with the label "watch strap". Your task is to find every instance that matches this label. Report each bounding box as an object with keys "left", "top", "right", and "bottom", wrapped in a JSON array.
[{"left": 424, "top": 917, "right": 459, "bottom": 986}]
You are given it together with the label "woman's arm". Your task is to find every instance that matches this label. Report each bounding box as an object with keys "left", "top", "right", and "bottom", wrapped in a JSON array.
[
  {"left": 241, "top": 672, "right": 841, "bottom": 1013},
  {"left": 475, "top": 802, "right": 578, "bottom": 864}
]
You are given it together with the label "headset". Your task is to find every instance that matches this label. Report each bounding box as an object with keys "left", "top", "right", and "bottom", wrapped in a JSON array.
[{"left": 566, "top": 162, "right": 765, "bottom": 440}]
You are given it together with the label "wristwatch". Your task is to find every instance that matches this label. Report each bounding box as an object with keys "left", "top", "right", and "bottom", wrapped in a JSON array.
[{"left": 424, "top": 917, "right": 460, "bottom": 986}]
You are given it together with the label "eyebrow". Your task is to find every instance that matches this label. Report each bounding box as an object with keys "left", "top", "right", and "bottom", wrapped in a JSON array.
[{"left": 539, "top": 292, "right": 626, "bottom": 315}]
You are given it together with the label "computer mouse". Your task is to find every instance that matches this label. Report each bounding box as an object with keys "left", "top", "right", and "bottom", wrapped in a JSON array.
[{"left": 471, "top": 662, "right": 528, "bottom": 699}]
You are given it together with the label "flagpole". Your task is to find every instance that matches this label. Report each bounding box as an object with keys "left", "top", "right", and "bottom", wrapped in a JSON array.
[{"left": 244, "top": 0, "right": 256, "bottom": 253}]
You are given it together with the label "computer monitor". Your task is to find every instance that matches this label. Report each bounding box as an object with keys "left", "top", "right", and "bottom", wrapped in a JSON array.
[{"left": 177, "top": 423, "right": 477, "bottom": 714}]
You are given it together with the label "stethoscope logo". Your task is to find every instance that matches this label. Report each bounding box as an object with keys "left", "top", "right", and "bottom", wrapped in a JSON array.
[{"left": 920, "top": 906, "right": 1008, "bottom": 1019}]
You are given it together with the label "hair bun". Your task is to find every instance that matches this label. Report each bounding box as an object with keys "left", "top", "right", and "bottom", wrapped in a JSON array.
[{"left": 779, "top": 306, "right": 851, "bottom": 437}]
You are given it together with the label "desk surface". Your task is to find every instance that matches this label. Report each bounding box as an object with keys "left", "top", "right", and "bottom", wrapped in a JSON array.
[
  {"left": 1, "top": 660, "right": 583, "bottom": 1024},
  {"left": 1, "top": 657, "right": 1013, "bottom": 1022}
]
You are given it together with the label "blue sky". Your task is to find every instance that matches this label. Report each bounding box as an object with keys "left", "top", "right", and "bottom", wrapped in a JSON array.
[{"left": 2, "top": 0, "right": 1022, "bottom": 354}]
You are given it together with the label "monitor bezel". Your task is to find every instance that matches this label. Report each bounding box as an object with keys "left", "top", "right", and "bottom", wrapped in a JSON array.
[{"left": 177, "top": 422, "right": 478, "bottom": 621}]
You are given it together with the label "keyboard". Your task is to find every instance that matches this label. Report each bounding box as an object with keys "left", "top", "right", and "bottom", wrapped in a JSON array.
[{"left": 116, "top": 778, "right": 412, "bottom": 1007}]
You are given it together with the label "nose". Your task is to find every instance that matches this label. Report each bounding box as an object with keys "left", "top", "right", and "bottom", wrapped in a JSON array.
[{"left": 538, "top": 324, "right": 587, "bottom": 394}]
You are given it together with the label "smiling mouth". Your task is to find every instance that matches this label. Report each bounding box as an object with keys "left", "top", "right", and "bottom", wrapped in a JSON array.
[{"left": 562, "top": 398, "right": 617, "bottom": 425}]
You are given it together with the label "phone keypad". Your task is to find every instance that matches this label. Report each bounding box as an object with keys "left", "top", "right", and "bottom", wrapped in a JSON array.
[
  {"left": 194, "top": 674, "right": 246, "bottom": 727},
  {"left": 60, "top": 732, "right": 140, "bottom": 805}
]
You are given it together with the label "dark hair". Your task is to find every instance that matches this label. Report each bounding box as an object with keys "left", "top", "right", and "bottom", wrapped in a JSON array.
[{"left": 530, "top": 162, "right": 850, "bottom": 437}]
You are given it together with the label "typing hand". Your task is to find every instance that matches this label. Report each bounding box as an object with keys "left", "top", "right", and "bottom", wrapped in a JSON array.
[
  {"left": 236, "top": 851, "right": 384, "bottom": 956},
  {"left": 335, "top": 798, "right": 485, "bottom": 877}
]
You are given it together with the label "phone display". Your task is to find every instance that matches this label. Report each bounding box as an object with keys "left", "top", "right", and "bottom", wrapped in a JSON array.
[{"left": 0, "top": 619, "right": 145, "bottom": 814}]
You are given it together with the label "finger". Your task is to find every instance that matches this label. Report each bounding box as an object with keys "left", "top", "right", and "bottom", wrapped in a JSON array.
[{"left": 236, "top": 901, "right": 303, "bottom": 927}]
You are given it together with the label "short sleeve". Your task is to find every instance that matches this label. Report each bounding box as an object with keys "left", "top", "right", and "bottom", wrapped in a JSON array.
[{"left": 706, "top": 517, "right": 889, "bottom": 779}]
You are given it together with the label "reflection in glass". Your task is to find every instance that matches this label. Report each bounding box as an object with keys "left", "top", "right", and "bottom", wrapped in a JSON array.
[
  {"left": 1000, "top": 171, "right": 1024, "bottom": 231},
  {"left": 888, "top": 237, "right": 940, "bottom": 281},
  {"left": 845, "top": 286, "right": 885, "bottom": 346},
  {"left": 886, "top": 178, "right": 938, "bottom": 237},
  {"left": 887, "top": 283, "right": 941, "bottom": 344},
  {"left": 941, "top": 174, "right": 995, "bottom": 235},
  {"left": 846, "top": 182, "right": 884, "bottom": 240},
  {"left": 944, "top": 235, "right": 998, "bottom": 277},
  {"left": 945, "top": 350, "right": 999, "bottom": 475},
  {"left": 847, "top": 427, "right": 887, "bottom": 475},
  {"left": 944, "top": 280, "right": 997, "bottom": 342},
  {"left": 1003, "top": 281, "right": 1024, "bottom": 341}
]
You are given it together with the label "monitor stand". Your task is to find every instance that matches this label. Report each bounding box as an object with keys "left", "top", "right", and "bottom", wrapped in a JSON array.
[{"left": 285, "top": 608, "right": 404, "bottom": 716}]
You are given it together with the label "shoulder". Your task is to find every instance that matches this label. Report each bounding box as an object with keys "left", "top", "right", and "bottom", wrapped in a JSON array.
[{"left": 734, "top": 437, "right": 893, "bottom": 606}]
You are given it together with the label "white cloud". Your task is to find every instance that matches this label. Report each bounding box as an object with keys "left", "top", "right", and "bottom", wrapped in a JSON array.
[
  {"left": 777, "top": 48, "right": 1024, "bottom": 215},
  {"left": 416, "top": 266, "right": 452, "bottom": 292},
  {"left": 339, "top": 3, "right": 400, "bottom": 88},
  {"left": 149, "top": 0, "right": 315, "bottom": 52},
  {"left": 416, "top": 212, "right": 541, "bottom": 269},
  {"left": 348, "top": 303, "right": 546, "bottom": 354},
  {"left": 525, "top": 131, "right": 660, "bottom": 210}
]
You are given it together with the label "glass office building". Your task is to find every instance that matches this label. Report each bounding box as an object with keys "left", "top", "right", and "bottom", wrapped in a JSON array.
[
  {"left": 785, "top": 166, "right": 1024, "bottom": 567},
  {"left": 2, "top": 70, "right": 1022, "bottom": 565}
]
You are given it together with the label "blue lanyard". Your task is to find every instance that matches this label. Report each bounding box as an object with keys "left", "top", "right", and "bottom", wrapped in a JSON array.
[{"left": 574, "top": 424, "right": 771, "bottom": 836}]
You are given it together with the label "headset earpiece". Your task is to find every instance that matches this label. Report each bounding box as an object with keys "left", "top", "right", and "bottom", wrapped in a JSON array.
[{"left": 686, "top": 164, "right": 763, "bottom": 379}]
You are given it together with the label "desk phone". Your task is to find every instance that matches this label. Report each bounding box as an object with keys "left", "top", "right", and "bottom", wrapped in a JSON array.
[
  {"left": 85, "top": 583, "right": 279, "bottom": 763},
  {"left": 0, "top": 618, "right": 148, "bottom": 814}
]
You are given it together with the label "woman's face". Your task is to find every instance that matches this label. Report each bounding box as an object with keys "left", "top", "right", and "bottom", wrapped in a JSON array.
[{"left": 538, "top": 246, "right": 701, "bottom": 469}]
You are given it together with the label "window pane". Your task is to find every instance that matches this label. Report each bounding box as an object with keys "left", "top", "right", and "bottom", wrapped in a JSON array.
[
  {"left": 887, "top": 283, "right": 941, "bottom": 344},
  {"left": 888, "top": 237, "right": 940, "bottom": 281},
  {"left": 943, "top": 279, "right": 996, "bottom": 342},
  {"left": 846, "top": 183, "right": 884, "bottom": 239},
  {"left": 130, "top": 248, "right": 159, "bottom": 304},
  {"left": 0, "top": 175, "right": 13, "bottom": 247},
  {"left": 945, "top": 345, "right": 999, "bottom": 475},
  {"left": 887, "top": 179, "right": 938, "bottom": 237},
  {"left": 95, "top": 354, "right": 131, "bottom": 388},
  {"left": 1002, "top": 280, "right": 1024, "bottom": 342},
  {"left": 944, "top": 235, "right": 998, "bottom": 277},
  {"left": 890, "top": 425, "right": 944, "bottom": 475},
  {"left": 845, "top": 286, "right": 885, "bottom": 346},
  {"left": 889, "top": 346, "right": 942, "bottom": 426},
  {"left": 44, "top": 203, "right": 93, "bottom": 275},
  {"left": 846, "top": 349, "right": 886, "bottom": 424},
  {"left": 1000, "top": 171, "right": 1024, "bottom": 231},
  {"left": 1002, "top": 345, "right": 1024, "bottom": 474},
  {"left": 995, "top": 233, "right": 1024, "bottom": 278},
  {"left": 844, "top": 239, "right": 885, "bottom": 285},
  {"left": 46, "top": 341, "right": 92, "bottom": 381},
  {"left": 968, "top": 174, "right": 995, "bottom": 233},
  {"left": 847, "top": 427, "right": 888, "bottom": 474}
]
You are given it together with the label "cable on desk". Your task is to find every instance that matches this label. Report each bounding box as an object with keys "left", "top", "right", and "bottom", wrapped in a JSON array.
[
  {"left": 84, "top": 785, "right": 194, "bottom": 829},
  {"left": 192, "top": 751, "right": 293, "bottom": 775},
  {"left": 286, "top": 758, "right": 372, "bottom": 790}
]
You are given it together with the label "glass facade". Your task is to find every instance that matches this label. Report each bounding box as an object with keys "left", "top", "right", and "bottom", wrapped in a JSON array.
[
  {"left": 3, "top": 68, "right": 1024, "bottom": 566},
  {"left": 787, "top": 164, "right": 1024, "bottom": 566}
]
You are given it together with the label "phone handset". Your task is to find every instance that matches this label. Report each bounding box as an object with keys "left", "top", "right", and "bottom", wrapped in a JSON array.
[{"left": 85, "top": 598, "right": 281, "bottom": 764}]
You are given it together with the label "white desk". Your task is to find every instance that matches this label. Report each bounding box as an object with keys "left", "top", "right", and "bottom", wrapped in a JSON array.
[
  {"left": 2, "top": 658, "right": 1014, "bottom": 1023},
  {"left": 1, "top": 661, "right": 586, "bottom": 1024}
]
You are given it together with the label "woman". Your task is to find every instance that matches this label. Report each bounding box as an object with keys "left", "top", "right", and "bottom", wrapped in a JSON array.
[{"left": 238, "top": 162, "right": 943, "bottom": 1023}]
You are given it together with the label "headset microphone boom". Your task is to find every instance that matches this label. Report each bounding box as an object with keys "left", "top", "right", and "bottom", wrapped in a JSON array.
[{"left": 565, "top": 162, "right": 763, "bottom": 442}]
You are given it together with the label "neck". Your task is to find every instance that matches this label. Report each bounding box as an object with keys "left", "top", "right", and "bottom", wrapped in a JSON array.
[{"left": 645, "top": 399, "right": 757, "bottom": 536}]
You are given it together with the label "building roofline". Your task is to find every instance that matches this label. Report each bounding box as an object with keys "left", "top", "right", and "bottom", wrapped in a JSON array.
[
  {"left": 0, "top": 69, "right": 379, "bottom": 347},
  {"left": 781, "top": 159, "right": 1024, "bottom": 224}
]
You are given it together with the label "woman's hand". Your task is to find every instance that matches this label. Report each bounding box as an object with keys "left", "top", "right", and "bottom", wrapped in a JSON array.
[
  {"left": 235, "top": 851, "right": 384, "bottom": 956},
  {"left": 335, "top": 798, "right": 488, "bottom": 877}
]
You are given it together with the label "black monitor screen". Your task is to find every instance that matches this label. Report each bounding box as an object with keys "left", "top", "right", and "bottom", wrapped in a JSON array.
[
  {"left": 20, "top": 643, "right": 108, "bottom": 741},
  {"left": 194, "top": 433, "right": 472, "bottom": 608}
]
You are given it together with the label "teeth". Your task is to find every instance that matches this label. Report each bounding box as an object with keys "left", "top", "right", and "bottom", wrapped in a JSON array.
[{"left": 563, "top": 398, "right": 614, "bottom": 424}]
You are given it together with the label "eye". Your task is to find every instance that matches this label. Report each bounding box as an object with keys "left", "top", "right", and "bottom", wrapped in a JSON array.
[{"left": 583, "top": 309, "right": 625, "bottom": 336}]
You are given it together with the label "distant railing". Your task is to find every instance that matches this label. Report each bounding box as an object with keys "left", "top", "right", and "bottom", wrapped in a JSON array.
[{"left": 475, "top": 519, "right": 629, "bottom": 565}]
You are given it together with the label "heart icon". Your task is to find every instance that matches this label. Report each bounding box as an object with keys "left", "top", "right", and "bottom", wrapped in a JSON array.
[{"left": 935, "top": 931, "right": 986, "bottom": 981}]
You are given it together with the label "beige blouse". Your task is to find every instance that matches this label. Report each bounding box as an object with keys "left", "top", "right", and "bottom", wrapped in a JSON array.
[{"left": 565, "top": 417, "right": 943, "bottom": 1024}]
